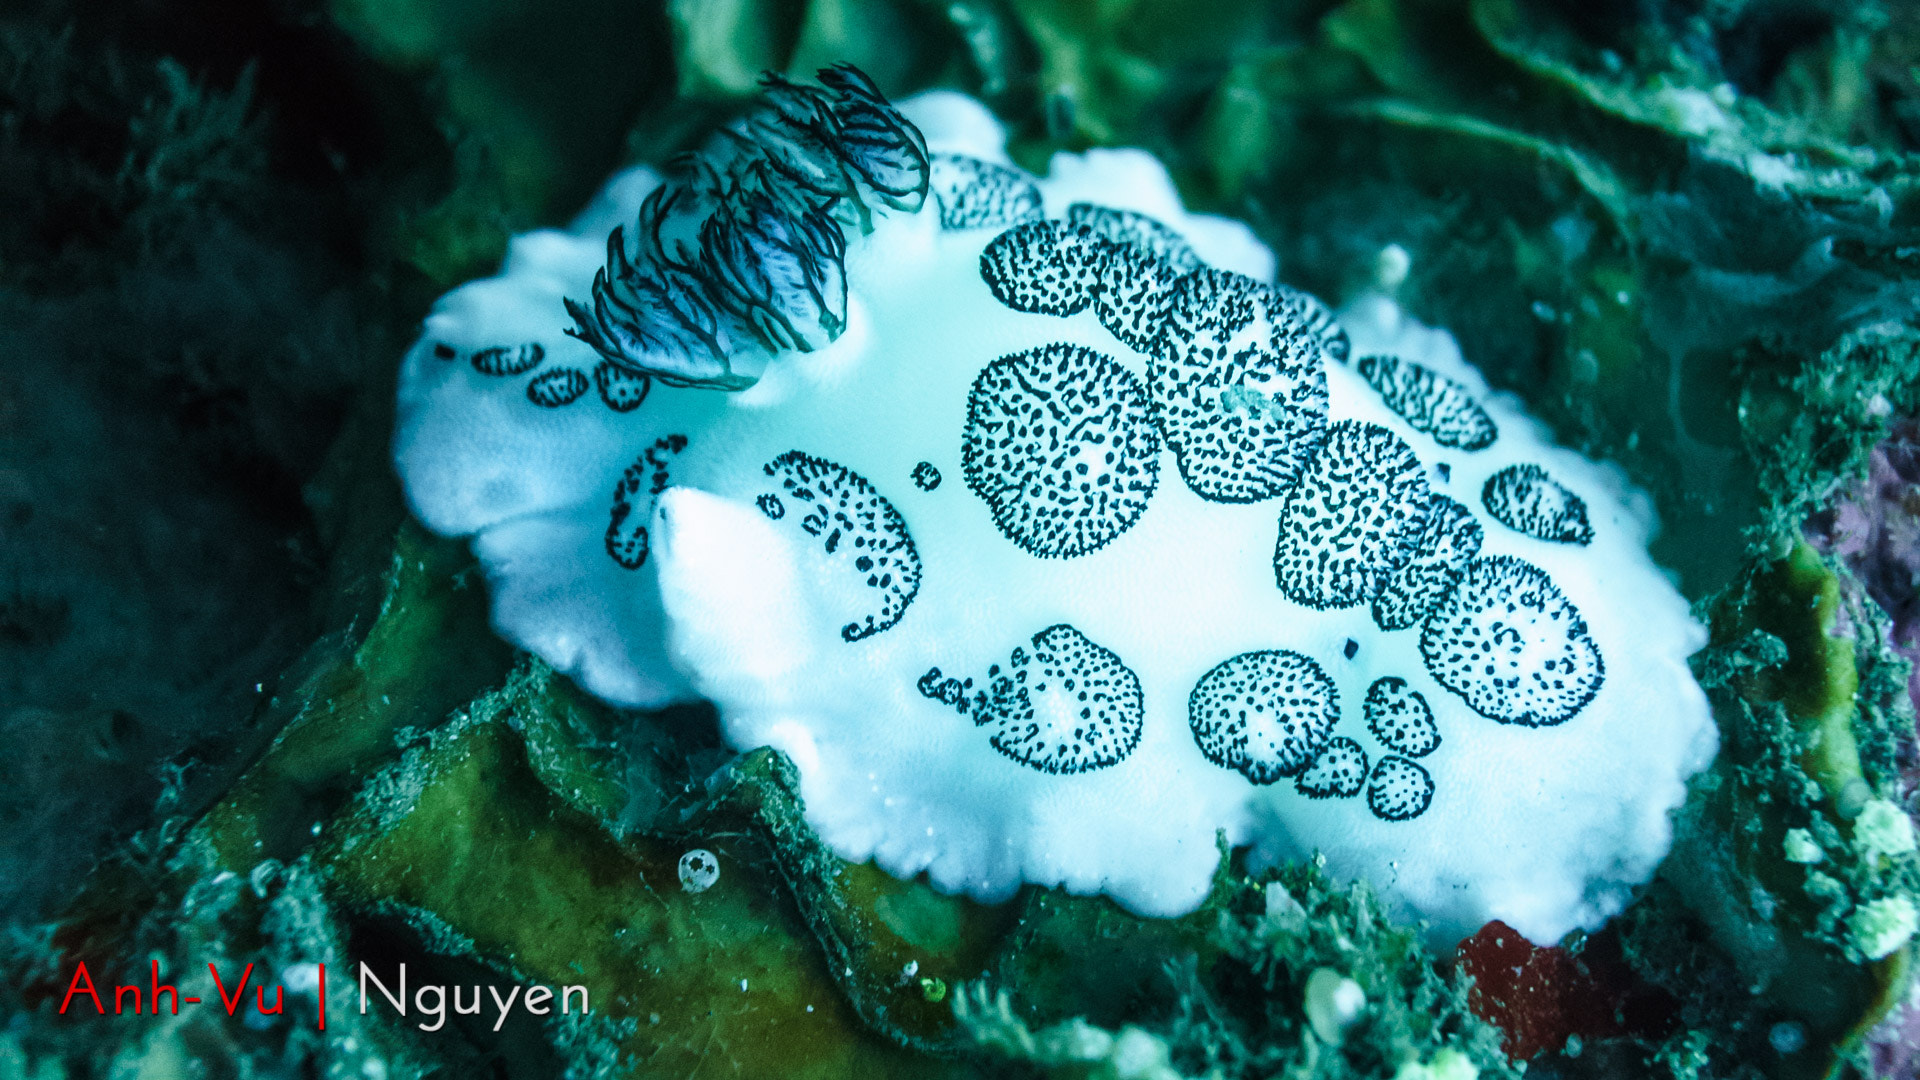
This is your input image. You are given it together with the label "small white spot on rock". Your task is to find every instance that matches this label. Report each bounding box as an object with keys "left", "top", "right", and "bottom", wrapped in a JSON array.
[
  {"left": 1374, "top": 244, "right": 1410, "bottom": 291},
  {"left": 283, "top": 963, "right": 322, "bottom": 995},
  {"left": 678, "top": 848, "right": 720, "bottom": 893},
  {"left": 1782, "top": 828, "right": 1823, "bottom": 864},
  {"left": 1303, "top": 967, "right": 1365, "bottom": 1045}
]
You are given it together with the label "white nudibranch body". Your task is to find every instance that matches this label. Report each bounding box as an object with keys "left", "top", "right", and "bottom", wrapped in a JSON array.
[{"left": 393, "top": 70, "right": 1717, "bottom": 944}]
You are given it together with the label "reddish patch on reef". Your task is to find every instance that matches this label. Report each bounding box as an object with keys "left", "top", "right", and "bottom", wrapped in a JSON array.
[{"left": 1456, "top": 921, "right": 1675, "bottom": 1061}]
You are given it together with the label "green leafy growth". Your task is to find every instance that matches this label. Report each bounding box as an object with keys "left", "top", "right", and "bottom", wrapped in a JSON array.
[
  {"left": 959, "top": 854, "right": 1516, "bottom": 1079},
  {"left": 991, "top": 885, "right": 1221, "bottom": 1038},
  {"left": 665, "top": 0, "right": 974, "bottom": 112},
  {"left": 1639, "top": 533, "right": 1917, "bottom": 1078},
  {"left": 1167, "top": 861, "right": 1514, "bottom": 1079},
  {"left": 329, "top": 0, "right": 677, "bottom": 284},
  {"left": 318, "top": 673, "right": 965, "bottom": 1077},
  {"left": 504, "top": 663, "right": 1020, "bottom": 1056},
  {"left": 1741, "top": 323, "right": 1920, "bottom": 544},
  {"left": 199, "top": 521, "right": 515, "bottom": 871}
]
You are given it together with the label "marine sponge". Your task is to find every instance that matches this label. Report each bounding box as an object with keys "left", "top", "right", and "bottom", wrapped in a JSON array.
[{"left": 393, "top": 70, "right": 1715, "bottom": 944}]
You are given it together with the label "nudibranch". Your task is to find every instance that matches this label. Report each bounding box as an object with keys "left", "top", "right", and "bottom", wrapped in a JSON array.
[{"left": 394, "top": 67, "right": 1717, "bottom": 944}]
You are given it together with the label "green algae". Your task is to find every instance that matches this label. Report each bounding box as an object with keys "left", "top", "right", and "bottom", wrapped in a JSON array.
[
  {"left": 328, "top": 0, "right": 676, "bottom": 285},
  {"left": 319, "top": 690, "right": 948, "bottom": 1078},
  {"left": 1718, "top": 543, "right": 1864, "bottom": 797},
  {"left": 959, "top": 855, "right": 1517, "bottom": 1080},
  {"left": 1640, "top": 535, "right": 1917, "bottom": 1077},
  {"left": 675, "top": 745, "right": 1014, "bottom": 1053},
  {"left": 1744, "top": 323, "right": 1920, "bottom": 543},
  {"left": 1643, "top": 324, "right": 1920, "bottom": 1078},
  {"left": 991, "top": 887, "right": 1220, "bottom": 1036},
  {"left": 200, "top": 521, "right": 514, "bottom": 870},
  {"left": 501, "top": 656, "right": 1016, "bottom": 1057},
  {"left": 1164, "top": 862, "right": 1515, "bottom": 1080},
  {"left": 513, "top": 665, "right": 657, "bottom": 831},
  {"left": 0, "top": 818, "right": 419, "bottom": 1080}
]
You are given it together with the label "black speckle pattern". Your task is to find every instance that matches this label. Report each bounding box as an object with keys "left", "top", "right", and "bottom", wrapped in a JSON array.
[
  {"left": 968, "top": 624, "right": 1144, "bottom": 775},
  {"left": 917, "top": 665, "right": 972, "bottom": 711},
  {"left": 761, "top": 451, "right": 922, "bottom": 642},
  {"left": 605, "top": 435, "right": 690, "bottom": 570},
  {"left": 929, "top": 153, "right": 1044, "bottom": 230},
  {"left": 979, "top": 220, "right": 1106, "bottom": 317},
  {"left": 1150, "top": 270, "right": 1329, "bottom": 503},
  {"left": 911, "top": 461, "right": 942, "bottom": 491},
  {"left": 1481, "top": 464, "right": 1594, "bottom": 545},
  {"left": 962, "top": 343, "right": 1160, "bottom": 559},
  {"left": 1053, "top": 203, "right": 1200, "bottom": 355},
  {"left": 1296, "top": 737, "right": 1367, "bottom": 799},
  {"left": 1094, "top": 241, "right": 1184, "bottom": 354},
  {"left": 1188, "top": 650, "right": 1338, "bottom": 785},
  {"left": 527, "top": 367, "right": 589, "bottom": 407},
  {"left": 1275, "top": 285, "right": 1350, "bottom": 365},
  {"left": 472, "top": 342, "right": 545, "bottom": 376},
  {"left": 1364, "top": 677, "right": 1439, "bottom": 757},
  {"left": 1366, "top": 756, "right": 1434, "bottom": 821},
  {"left": 594, "top": 361, "right": 651, "bottom": 412},
  {"left": 1355, "top": 354, "right": 1497, "bottom": 450},
  {"left": 1371, "top": 494, "right": 1483, "bottom": 631},
  {"left": 1274, "top": 420, "right": 1430, "bottom": 609},
  {"left": 1420, "top": 555, "right": 1604, "bottom": 726},
  {"left": 1066, "top": 203, "right": 1202, "bottom": 275}
]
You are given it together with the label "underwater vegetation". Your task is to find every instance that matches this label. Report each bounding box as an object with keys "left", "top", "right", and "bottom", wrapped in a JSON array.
[{"left": 4, "top": 0, "right": 1920, "bottom": 1078}]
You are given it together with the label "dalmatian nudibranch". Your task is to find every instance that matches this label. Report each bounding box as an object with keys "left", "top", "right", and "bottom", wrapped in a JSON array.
[{"left": 393, "top": 69, "right": 1716, "bottom": 944}]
